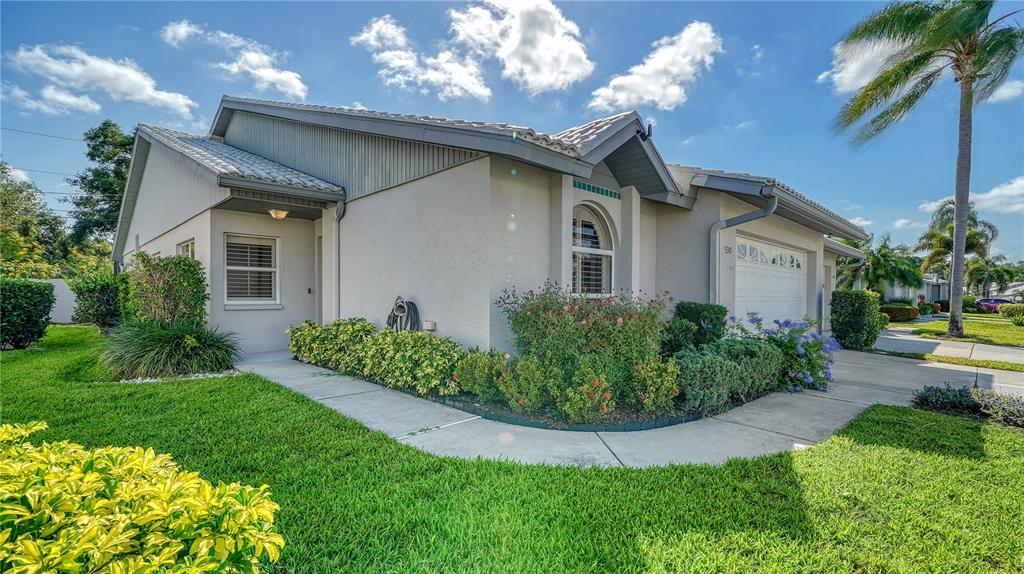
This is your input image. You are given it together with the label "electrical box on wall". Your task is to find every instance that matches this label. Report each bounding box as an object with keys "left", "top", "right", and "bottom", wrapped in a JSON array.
[{"left": 423, "top": 320, "right": 436, "bottom": 331}]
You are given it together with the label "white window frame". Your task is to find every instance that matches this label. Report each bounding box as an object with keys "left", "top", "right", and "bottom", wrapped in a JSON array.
[
  {"left": 176, "top": 238, "right": 196, "bottom": 259},
  {"left": 223, "top": 233, "right": 280, "bottom": 306},
  {"left": 570, "top": 203, "right": 614, "bottom": 297}
]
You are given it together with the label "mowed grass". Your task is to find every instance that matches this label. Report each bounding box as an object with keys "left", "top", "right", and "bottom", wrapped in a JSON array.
[
  {"left": 875, "top": 351, "right": 1024, "bottom": 372},
  {"left": 890, "top": 318, "right": 1024, "bottom": 347},
  {"left": 4, "top": 326, "right": 1024, "bottom": 573}
]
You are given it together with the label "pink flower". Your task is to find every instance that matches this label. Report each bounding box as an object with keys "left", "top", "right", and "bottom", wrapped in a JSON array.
[
  {"left": 616, "top": 317, "right": 624, "bottom": 326},
  {"left": 599, "top": 404, "right": 607, "bottom": 413},
  {"left": 581, "top": 320, "right": 587, "bottom": 326},
  {"left": 591, "top": 379, "right": 601, "bottom": 388},
  {"left": 518, "top": 398, "right": 526, "bottom": 405},
  {"left": 588, "top": 390, "right": 596, "bottom": 398},
  {"left": 602, "top": 391, "right": 612, "bottom": 401}
]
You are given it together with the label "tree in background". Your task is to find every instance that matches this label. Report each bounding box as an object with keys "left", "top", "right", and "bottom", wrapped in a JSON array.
[
  {"left": 914, "top": 199, "right": 996, "bottom": 273},
  {"left": 832, "top": 1, "right": 1024, "bottom": 337},
  {"left": 838, "top": 234, "right": 924, "bottom": 294},
  {"left": 966, "top": 255, "right": 1015, "bottom": 297},
  {"left": 65, "top": 120, "right": 135, "bottom": 242}
]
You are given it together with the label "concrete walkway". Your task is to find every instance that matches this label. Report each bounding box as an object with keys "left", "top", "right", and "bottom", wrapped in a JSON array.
[
  {"left": 236, "top": 350, "right": 1024, "bottom": 468},
  {"left": 877, "top": 329, "right": 1023, "bottom": 364}
]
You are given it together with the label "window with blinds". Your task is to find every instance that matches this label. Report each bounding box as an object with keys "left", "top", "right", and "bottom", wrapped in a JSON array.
[
  {"left": 225, "top": 236, "right": 277, "bottom": 302},
  {"left": 571, "top": 205, "right": 613, "bottom": 295},
  {"left": 176, "top": 239, "right": 196, "bottom": 259}
]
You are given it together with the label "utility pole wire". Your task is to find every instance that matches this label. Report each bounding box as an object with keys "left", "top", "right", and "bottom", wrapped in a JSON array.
[{"left": 1, "top": 127, "right": 84, "bottom": 141}]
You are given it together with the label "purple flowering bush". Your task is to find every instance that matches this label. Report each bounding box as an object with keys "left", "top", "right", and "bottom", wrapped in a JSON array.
[
  {"left": 728, "top": 313, "right": 838, "bottom": 390},
  {"left": 975, "top": 301, "right": 999, "bottom": 314}
]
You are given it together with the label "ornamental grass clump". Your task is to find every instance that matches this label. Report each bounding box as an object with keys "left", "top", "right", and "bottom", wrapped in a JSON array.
[{"left": 0, "top": 421, "right": 283, "bottom": 574}]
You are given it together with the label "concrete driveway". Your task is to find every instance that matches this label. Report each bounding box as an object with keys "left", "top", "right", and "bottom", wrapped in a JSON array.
[{"left": 237, "top": 349, "right": 1024, "bottom": 468}]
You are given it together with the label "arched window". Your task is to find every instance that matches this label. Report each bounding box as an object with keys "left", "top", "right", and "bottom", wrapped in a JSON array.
[{"left": 571, "top": 204, "right": 613, "bottom": 295}]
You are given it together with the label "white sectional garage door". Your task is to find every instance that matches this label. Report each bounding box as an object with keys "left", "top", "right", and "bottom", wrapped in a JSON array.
[{"left": 734, "top": 237, "right": 807, "bottom": 325}]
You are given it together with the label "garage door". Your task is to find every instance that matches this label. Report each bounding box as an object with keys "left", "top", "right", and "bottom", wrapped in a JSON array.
[{"left": 735, "top": 237, "right": 807, "bottom": 325}]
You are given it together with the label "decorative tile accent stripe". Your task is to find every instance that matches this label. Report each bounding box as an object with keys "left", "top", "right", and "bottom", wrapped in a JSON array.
[{"left": 573, "top": 179, "right": 621, "bottom": 200}]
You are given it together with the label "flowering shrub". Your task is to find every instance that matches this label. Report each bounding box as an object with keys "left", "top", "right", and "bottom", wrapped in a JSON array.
[
  {"left": 971, "top": 388, "right": 1024, "bottom": 427},
  {"left": 557, "top": 357, "right": 617, "bottom": 423},
  {"left": 880, "top": 303, "right": 919, "bottom": 322},
  {"left": 495, "top": 281, "right": 665, "bottom": 405},
  {"left": 0, "top": 421, "right": 283, "bottom": 573},
  {"left": 975, "top": 301, "right": 999, "bottom": 314},
  {"left": 729, "top": 313, "right": 838, "bottom": 390},
  {"left": 632, "top": 357, "right": 680, "bottom": 413}
]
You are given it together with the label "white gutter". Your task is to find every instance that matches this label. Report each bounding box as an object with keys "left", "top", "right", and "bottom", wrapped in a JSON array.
[
  {"left": 708, "top": 181, "right": 778, "bottom": 304},
  {"left": 334, "top": 195, "right": 347, "bottom": 320}
]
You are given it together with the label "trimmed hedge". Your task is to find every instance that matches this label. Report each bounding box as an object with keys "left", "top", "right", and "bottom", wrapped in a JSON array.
[
  {"left": 69, "top": 272, "right": 121, "bottom": 327},
  {"left": 880, "top": 303, "right": 919, "bottom": 322},
  {"left": 998, "top": 303, "right": 1024, "bottom": 319},
  {"left": 0, "top": 278, "right": 55, "bottom": 349},
  {"left": 831, "top": 290, "right": 883, "bottom": 351},
  {"left": 962, "top": 295, "right": 977, "bottom": 312},
  {"left": 672, "top": 301, "right": 727, "bottom": 346}
]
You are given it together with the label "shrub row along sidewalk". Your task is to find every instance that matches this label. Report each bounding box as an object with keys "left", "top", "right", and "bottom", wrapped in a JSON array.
[{"left": 288, "top": 283, "right": 839, "bottom": 426}]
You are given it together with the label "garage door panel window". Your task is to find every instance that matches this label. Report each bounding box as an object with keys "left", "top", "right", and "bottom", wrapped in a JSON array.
[
  {"left": 571, "top": 205, "right": 613, "bottom": 296},
  {"left": 225, "top": 235, "right": 278, "bottom": 303},
  {"left": 735, "top": 239, "right": 807, "bottom": 325}
]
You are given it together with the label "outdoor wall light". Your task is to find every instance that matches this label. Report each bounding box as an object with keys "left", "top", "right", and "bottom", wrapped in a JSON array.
[{"left": 268, "top": 209, "right": 289, "bottom": 220}]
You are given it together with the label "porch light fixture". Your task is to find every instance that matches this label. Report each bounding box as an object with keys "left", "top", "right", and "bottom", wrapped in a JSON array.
[{"left": 268, "top": 209, "right": 289, "bottom": 220}]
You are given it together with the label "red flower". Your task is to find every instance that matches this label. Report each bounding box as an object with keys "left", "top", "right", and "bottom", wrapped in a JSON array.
[
  {"left": 602, "top": 391, "right": 611, "bottom": 401},
  {"left": 588, "top": 390, "right": 596, "bottom": 398},
  {"left": 599, "top": 404, "right": 607, "bottom": 413},
  {"left": 518, "top": 398, "right": 526, "bottom": 405},
  {"left": 591, "top": 379, "right": 601, "bottom": 388}
]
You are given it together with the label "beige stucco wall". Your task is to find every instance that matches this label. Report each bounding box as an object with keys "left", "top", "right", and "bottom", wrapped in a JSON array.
[
  {"left": 209, "top": 209, "right": 316, "bottom": 354},
  {"left": 332, "top": 157, "right": 492, "bottom": 348},
  {"left": 121, "top": 142, "right": 228, "bottom": 260}
]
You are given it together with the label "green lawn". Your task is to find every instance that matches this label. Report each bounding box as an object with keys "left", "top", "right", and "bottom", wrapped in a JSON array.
[
  {"left": 4, "top": 326, "right": 1024, "bottom": 573},
  {"left": 889, "top": 318, "right": 1024, "bottom": 347},
  {"left": 875, "top": 350, "right": 1024, "bottom": 372}
]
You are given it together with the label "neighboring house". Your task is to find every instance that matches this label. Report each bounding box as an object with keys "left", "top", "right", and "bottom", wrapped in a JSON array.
[
  {"left": 851, "top": 273, "right": 949, "bottom": 303},
  {"left": 113, "top": 96, "right": 868, "bottom": 353}
]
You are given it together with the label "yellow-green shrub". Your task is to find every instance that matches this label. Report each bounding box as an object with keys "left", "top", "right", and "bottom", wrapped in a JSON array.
[
  {"left": 0, "top": 421, "right": 283, "bottom": 574},
  {"left": 360, "top": 329, "right": 463, "bottom": 396}
]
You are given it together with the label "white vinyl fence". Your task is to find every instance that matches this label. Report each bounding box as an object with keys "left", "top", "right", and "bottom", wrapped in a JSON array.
[{"left": 41, "top": 278, "right": 76, "bottom": 323}]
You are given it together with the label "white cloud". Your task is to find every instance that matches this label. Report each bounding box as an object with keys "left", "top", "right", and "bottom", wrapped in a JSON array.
[
  {"left": 350, "top": 101, "right": 368, "bottom": 110},
  {"left": 918, "top": 176, "right": 1024, "bottom": 215},
  {"left": 351, "top": 15, "right": 491, "bottom": 101},
  {"left": 589, "top": 21, "right": 723, "bottom": 112},
  {"left": 891, "top": 218, "right": 926, "bottom": 230},
  {"left": 448, "top": 0, "right": 594, "bottom": 95},
  {"left": 682, "top": 135, "right": 697, "bottom": 145},
  {"left": 849, "top": 216, "right": 873, "bottom": 227},
  {"left": 838, "top": 200, "right": 863, "bottom": 212},
  {"left": 6, "top": 44, "right": 195, "bottom": 118},
  {"left": 163, "top": 20, "right": 307, "bottom": 100},
  {"left": 988, "top": 79, "right": 1024, "bottom": 103},
  {"left": 352, "top": 1, "right": 592, "bottom": 101},
  {"left": 3, "top": 83, "right": 100, "bottom": 115},
  {"left": 9, "top": 167, "right": 32, "bottom": 183},
  {"left": 817, "top": 41, "right": 903, "bottom": 94},
  {"left": 736, "top": 44, "right": 764, "bottom": 77},
  {"left": 751, "top": 44, "right": 764, "bottom": 62},
  {"left": 161, "top": 19, "right": 202, "bottom": 48},
  {"left": 732, "top": 120, "right": 755, "bottom": 130}
]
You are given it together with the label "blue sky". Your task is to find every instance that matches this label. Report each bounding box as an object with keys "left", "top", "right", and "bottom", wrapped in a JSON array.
[{"left": 2, "top": 1, "right": 1022, "bottom": 259}]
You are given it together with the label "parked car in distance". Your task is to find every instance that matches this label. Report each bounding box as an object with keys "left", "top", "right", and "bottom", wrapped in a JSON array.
[{"left": 977, "top": 298, "right": 1012, "bottom": 306}]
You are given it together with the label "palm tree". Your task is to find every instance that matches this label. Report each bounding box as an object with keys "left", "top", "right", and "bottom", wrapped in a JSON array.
[
  {"left": 914, "top": 223, "right": 992, "bottom": 272},
  {"left": 833, "top": 1, "right": 1024, "bottom": 337},
  {"left": 966, "top": 255, "right": 1014, "bottom": 296},
  {"left": 838, "top": 234, "right": 924, "bottom": 293}
]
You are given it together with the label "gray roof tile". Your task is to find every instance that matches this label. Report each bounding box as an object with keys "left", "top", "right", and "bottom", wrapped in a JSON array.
[
  {"left": 139, "top": 124, "right": 343, "bottom": 194},
  {"left": 553, "top": 112, "right": 636, "bottom": 156}
]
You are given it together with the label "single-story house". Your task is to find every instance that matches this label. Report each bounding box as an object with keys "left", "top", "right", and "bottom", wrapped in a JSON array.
[
  {"left": 851, "top": 273, "right": 949, "bottom": 303},
  {"left": 113, "top": 96, "right": 868, "bottom": 354}
]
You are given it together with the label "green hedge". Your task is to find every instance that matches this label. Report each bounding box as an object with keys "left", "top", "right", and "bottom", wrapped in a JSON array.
[
  {"left": 69, "top": 272, "right": 121, "bottom": 327},
  {"left": 881, "top": 303, "right": 919, "bottom": 322},
  {"left": 672, "top": 301, "right": 727, "bottom": 346},
  {"left": 918, "top": 303, "right": 934, "bottom": 316},
  {"left": 830, "top": 290, "right": 883, "bottom": 351},
  {"left": 935, "top": 299, "right": 950, "bottom": 312},
  {"left": 0, "top": 278, "right": 55, "bottom": 349},
  {"left": 962, "top": 295, "right": 977, "bottom": 312},
  {"left": 998, "top": 303, "right": 1024, "bottom": 319},
  {"left": 122, "top": 253, "right": 208, "bottom": 326}
]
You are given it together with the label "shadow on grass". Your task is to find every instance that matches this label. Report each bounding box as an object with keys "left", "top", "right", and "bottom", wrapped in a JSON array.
[{"left": 837, "top": 404, "right": 987, "bottom": 460}]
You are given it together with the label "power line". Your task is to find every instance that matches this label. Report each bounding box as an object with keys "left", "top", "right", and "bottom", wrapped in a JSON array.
[
  {"left": 12, "top": 167, "right": 78, "bottom": 177},
  {"left": 1, "top": 127, "right": 84, "bottom": 142}
]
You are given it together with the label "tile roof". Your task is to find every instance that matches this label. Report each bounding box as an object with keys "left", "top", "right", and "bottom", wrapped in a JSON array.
[
  {"left": 139, "top": 124, "right": 343, "bottom": 194},
  {"left": 553, "top": 111, "right": 637, "bottom": 156},
  {"left": 673, "top": 165, "right": 866, "bottom": 234},
  {"left": 220, "top": 96, "right": 590, "bottom": 158}
]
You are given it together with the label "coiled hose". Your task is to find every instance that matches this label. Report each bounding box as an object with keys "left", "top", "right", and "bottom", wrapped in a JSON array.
[{"left": 386, "top": 296, "right": 421, "bottom": 332}]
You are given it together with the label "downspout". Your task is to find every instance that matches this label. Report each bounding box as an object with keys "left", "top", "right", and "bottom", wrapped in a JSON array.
[
  {"left": 334, "top": 193, "right": 347, "bottom": 320},
  {"left": 709, "top": 181, "right": 778, "bottom": 305}
]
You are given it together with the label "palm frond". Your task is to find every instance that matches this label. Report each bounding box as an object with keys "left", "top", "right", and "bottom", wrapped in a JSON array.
[
  {"left": 848, "top": 65, "right": 946, "bottom": 144},
  {"left": 918, "top": 1, "right": 994, "bottom": 52},
  {"left": 975, "top": 27, "right": 1024, "bottom": 102},
  {"left": 835, "top": 50, "right": 941, "bottom": 133},
  {"left": 843, "top": 2, "right": 941, "bottom": 44}
]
